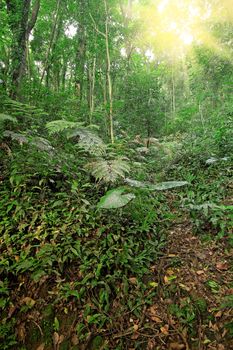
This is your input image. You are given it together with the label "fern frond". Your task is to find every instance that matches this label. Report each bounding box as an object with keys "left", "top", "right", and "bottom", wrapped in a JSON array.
[
  {"left": 4, "top": 131, "right": 28, "bottom": 145},
  {"left": 0, "top": 114, "right": 18, "bottom": 124},
  {"left": 68, "top": 128, "right": 106, "bottom": 156},
  {"left": 30, "top": 137, "right": 54, "bottom": 152},
  {"left": 46, "top": 120, "right": 84, "bottom": 135},
  {"left": 86, "top": 158, "right": 130, "bottom": 183}
]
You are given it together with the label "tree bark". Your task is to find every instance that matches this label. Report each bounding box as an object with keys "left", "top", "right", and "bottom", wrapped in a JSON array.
[{"left": 6, "top": 0, "right": 40, "bottom": 99}]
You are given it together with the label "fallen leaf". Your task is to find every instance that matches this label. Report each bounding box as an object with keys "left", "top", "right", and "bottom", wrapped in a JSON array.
[
  {"left": 131, "top": 332, "right": 139, "bottom": 340},
  {"left": 58, "top": 334, "right": 64, "bottom": 344},
  {"left": 53, "top": 332, "right": 60, "bottom": 347},
  {"left": 169, "top": 343, "right": 185, "bottom": 349},
  {"left": 17, "top": 323, "right": 26, "bottom": 342},
  {"left": 151, "top": 316, "right": 163, "bottom": 323},
  {"left": 36, "top": 344, "right": 45, "bottom": 350},
  {"left": 147, "top": 339, "right": 156, "bottom": 350},
  {"left": 179, "top": 283, "right": 191, "bottom": 291},
  {"left": 214, "top": 310, "right": 223, "bottom": 318},
  {"left": 160, "top": 324, "right": 169, "bottom": 335},
  {"left": 166, "top": 268, "right": 175, "bottom": 276},
  {"left": 218, "top": 345, "right": 225, "bottom": 350},
  {"left": 133, "top": 324, "right": 139, "bottom": 331},
  {"left": 216, "top": 262, "right": 229, "bottom": 271},
  {"left": 196, "top": 270, "right": 205, "bottom": 275},
  {"left": 148, "top": 305, "right": 157, "bottom": 316},
  {"left": 21, "top": 297, "right": 36, "bottom": 307},
  {"left": 71, "top": 334, "right": 79, "bottom": 345},
  {"left": 129, "top": 277, "right": 137, "bottom": 285}
]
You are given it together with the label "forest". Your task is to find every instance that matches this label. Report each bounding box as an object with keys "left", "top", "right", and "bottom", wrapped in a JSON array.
[{"left": 0, "top": 0, "right": 232, "bottom": 349}]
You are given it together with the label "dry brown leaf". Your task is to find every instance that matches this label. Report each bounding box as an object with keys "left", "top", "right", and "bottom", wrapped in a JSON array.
[
  {"left": 36, "top": 344, "right": 45, "bottom": 350},
  {"left": 147, "top": 339, "right": 156, "bottom": 350},
  {"left": 21, "top": 297, "right": 36, "bottom": 307},
  {"left": 53, "top": 332, "right": 60, "bottom": 347},
  {"left": 148, "top": 305, "right": 157, "bottom": 315},
  {"left": 133, "top": 324, "right": 139, "bottom": 331},
  {"left": 151, "top": 316, "right": 163, "bottom": 323},
  {"left": 214, "top": 310, "right": 223, "bottom": 318},
  {"left": 131, "top": 332, "right": 139, "bottom": 340},
  {"left": 71, "top": 334, "right": 79, "bottom": 345},
  {"left": 17, "top": 323, "right": 26, "bottom": 342},
  {"left": 166, "top": 268, "right": 175, "bottom": 276},
  {"left": 160, "top": 324, "right": 169, "bottom": 335},
  {"left": 216, "top": 262, "right": 229, "bottom": 271},
  {"left": 218, "top": 345, "right": 225, "bottom": 350},
  {"left": 129, "top": 277, "right": 137, "bottom": 285},
  {"left": 169, "top": 343, "right": 185, "bottom": 350},
  {"left": 196, "top": 270, "right": 205, "bottom": 275},
  {"left": 58, "top": 334, "right": 64, "bottom": 344}
]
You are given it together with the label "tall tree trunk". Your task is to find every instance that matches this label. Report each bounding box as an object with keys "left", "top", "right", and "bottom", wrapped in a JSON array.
[
  {"left": 75, "top": 0, "right": 86, "bottom": 103},
  {"left": 39, "top": 0, "right": 61, "bottom": 87},
  {"left": 104, "top": 0, "right": 114, "bottom": 144},
  {"left": 88, "top": 57, "right": 96, "bottom": 124},
  {"left": 6, "top": 0, "right": 40, "bottom": 99},
  {"left": 6, "top": 0, "right": 31, "bottom": 98}
]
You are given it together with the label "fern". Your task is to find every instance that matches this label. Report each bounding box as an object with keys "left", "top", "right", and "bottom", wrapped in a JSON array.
[
  {"left": 46, "top": 120, "right": 84, "bottom": 134},
  {"left": 46, "top": 120, "right": 106, "bottom": 156},
  {"left": 86, "top": 158, "right": 130, "bottom": 183},
  {"left": 68, "top": 128, "right": 106, "bottom": 156},
  {"left": 4, "top": 131, "right": 28, "bottom": 145},
  {"left": 0, "top": 114, "right": 18, "bottom": 124},
  {"left": 30, "top": 136, "right": 54, "bottom": 152}
]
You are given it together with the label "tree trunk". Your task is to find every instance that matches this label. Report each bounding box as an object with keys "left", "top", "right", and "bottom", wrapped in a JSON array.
[
  {"left": 39, "top": 0, "right": 61, "bottom": 87},
  {"left": 74, "top": 0, "right": 86, "bottom": 103},
  {"left": 6, "top": 0, "right": 31, "bottom": 98},
  {"left": 104, "top": 0, "right": 114, "bottom": 144},
  {"left": 6, "top": 0, "right": 40, "bottom": 99}
]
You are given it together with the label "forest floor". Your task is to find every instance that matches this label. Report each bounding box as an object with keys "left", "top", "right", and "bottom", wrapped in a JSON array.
[
  {"left": 11, "top": 202, "right": 233, "bottom": 350},
  {"left": 146, "top": 220, "right": 233, "bottom": 350}
]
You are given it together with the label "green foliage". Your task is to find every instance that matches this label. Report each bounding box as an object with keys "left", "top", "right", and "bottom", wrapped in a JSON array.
[
  {"left": 0, "top": 114, "right": 18, "bottom": 124},
  {"left": 98, "top": 187, "right": 136, "bottom": 209},
  {"left": 86, "top": 158, "right": 130, "bottom": 183}
]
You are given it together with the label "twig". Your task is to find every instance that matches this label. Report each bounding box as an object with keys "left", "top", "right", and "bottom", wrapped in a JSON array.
[{"left": 89, "top": 13, "right": 106, "bottom": 38}]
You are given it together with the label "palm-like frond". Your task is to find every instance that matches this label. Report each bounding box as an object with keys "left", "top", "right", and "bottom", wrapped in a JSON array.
[
  {"left": 86, "top": 158, "right": 130, "bottom": 183},
  {"left": 46, "top": 120, "right": 84, "bottom": 134},
  {"left": 68, "top": 128, "right": 106, "bottom": 156}
]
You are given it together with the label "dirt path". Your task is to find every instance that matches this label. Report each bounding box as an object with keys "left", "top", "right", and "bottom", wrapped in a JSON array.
[{"left": 142, "top": 222, "right": 233, "bottom": 350}]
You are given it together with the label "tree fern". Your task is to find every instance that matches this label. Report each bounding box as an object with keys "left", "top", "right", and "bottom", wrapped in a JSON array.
[{"left": 86, "top": 158, "right": 130, "bottom": 183}]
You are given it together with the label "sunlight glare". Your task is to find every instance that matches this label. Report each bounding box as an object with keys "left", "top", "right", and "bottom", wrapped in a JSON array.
[{"left": 180, "top": 32, "right": 194, "bottom": 46}]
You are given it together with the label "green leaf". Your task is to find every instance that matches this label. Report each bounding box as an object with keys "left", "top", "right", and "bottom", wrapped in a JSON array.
[
  {"left": 125, "top": 178, "right": 189, "bottom": 190},
  {"left": 98, "top": 188, "right": 136, "bottom": 209},
  {"left": 151, "top": 181, "right": 189, "bottom": 190}
]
